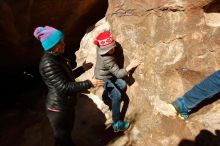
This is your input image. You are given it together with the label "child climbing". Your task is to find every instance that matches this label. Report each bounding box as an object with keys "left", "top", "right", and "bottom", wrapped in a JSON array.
[{"left": 94, "top": 31, "right": 141, "bottom": 132}]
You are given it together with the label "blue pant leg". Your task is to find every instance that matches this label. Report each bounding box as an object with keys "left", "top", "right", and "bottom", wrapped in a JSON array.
[
  {"left": 183, "top": 70, "right": 220, "bottom": 110},
  {"left": 115, "top": 79, "right": 127, "bottom": 91},
  {"left": 104, "top": 80, "right": 122, "bottom": 122}
]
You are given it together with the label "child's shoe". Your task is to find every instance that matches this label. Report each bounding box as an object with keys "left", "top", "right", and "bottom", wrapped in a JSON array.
[
  {"left": 112, "top": 120, "right": 129, "bottom": 132},
  {"left": 170, "top": 98, "right": 189, "bottom": 120}
]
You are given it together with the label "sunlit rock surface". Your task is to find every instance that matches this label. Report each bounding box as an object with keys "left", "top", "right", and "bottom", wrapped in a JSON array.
[{"left": 76, "top": 0, "right": 220, "bottom": 145}]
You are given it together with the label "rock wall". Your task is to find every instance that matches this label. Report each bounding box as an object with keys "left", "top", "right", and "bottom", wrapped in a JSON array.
[{"left": 76, "top": 0, "right": 220, "bottom": 145}]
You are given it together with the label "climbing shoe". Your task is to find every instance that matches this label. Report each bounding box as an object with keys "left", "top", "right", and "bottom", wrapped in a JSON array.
[
  {"left": 170, "top": 98, "right": 189, "bottom": 120},
  {"left": 112, "top": 120, "right": 130, "bottom": 132}
]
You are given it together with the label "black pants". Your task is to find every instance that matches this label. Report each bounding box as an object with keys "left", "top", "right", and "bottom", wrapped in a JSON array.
[{"left": 47, "top": 110, "right": 75, "bottom": 146}]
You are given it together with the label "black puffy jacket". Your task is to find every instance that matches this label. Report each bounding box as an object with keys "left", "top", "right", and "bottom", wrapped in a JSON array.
[{"left": 39, "top": 52, "right": 92, "bottom": 111}]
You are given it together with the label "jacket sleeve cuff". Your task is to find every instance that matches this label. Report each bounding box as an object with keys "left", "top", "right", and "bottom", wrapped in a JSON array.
[
  {"left": 85, "top": 79, "right": 93, "bottom": 88},
  {"left": 72, "top": 66, "right": 85, "bottom": 78}
]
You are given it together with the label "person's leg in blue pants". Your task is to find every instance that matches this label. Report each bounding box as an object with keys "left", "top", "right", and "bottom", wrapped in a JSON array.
[
  {"left": 115, "top": 79, "right": 129, "bottom": 120},
  {"left": 104, "top": 79, "right": 129, "bottom": 132},
  {"left": 104, "top": 79, "right": 122, "bottom": 122},
  {"left": 172, "top": 70, "right": 220, "bottom": 119},
  {"left": 115, "top": 79, "right": 127, "bottom": 91}
]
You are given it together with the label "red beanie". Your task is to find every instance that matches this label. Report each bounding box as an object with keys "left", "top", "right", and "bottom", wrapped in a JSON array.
[{"left": 94, "top": 31, "right": 116, "bottom": 55}]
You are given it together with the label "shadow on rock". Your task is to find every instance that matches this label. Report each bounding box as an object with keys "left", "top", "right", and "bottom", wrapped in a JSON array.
[
  {"left": 190, "top": 92, "right": 220, "bottom": 115},
  {"left": 0, "top": 82, "right": 53, "bottom": 146},
  {"left": 102, "top": 89, "right": 130, "bottom": 122},
  {"left": 114, "top": 42, "right": 125, "bottom": 70},
  {"left": 0, "top": 86, "right": 126, "bottom": 146},
  {"left": 114, "top": 42, "right": 137, "bottom": 86},
  {"left": 179, "top": 129, "right": 220, "bottom": 146},
  {"left": 73, "top": 94, "right": 126, "bottom": 146},
  {"left": 203, "top": 1, "right": 220, "bottom": 13}
]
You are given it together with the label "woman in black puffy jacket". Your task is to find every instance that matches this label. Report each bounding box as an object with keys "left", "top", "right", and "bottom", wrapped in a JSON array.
[{"left": 34, "top": 26, "right": 104, "bottom": 146}]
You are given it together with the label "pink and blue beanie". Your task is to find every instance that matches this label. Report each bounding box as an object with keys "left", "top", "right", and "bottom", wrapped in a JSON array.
[{"left": 33, "top": 26, "right": 64, "bottom": 51}]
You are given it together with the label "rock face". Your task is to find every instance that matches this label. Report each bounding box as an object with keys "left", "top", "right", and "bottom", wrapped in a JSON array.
[{"left": 76, "top": 0, "right": 220, "bottom": 145}]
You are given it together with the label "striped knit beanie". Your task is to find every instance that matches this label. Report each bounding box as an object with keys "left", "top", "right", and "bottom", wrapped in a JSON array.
[
  {"left": 94, "top": 31, "right": 116, "bottom": 55},
  {"left": 33, "top": 26, "right": 64, "bottom": 51}
]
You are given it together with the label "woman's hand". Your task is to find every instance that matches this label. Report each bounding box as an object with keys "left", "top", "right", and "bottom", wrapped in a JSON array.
[{"left": 82, "top": 61, "right": 93, "bottom": 71}]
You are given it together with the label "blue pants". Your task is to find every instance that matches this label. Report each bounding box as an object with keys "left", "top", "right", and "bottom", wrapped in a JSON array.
[
  {"left": 179, "top": 70, "right": 220, "bottom": 111},
  {"left": 104, "top": 79, "right": 126, "bottom": 122}
]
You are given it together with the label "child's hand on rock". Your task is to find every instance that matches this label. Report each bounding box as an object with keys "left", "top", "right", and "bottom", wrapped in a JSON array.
[{"left": 126, "top": 59, "right": 142, "bottom": 72}]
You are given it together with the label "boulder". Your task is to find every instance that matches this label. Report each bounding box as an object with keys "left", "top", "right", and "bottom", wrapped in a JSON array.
[{"left": 76, "top": 0, "right": 220, "bottom": 145}]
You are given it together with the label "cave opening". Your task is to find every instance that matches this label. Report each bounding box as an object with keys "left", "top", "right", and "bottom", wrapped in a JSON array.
[
  {"left": 203, "top": 0, "right": 220, "bottom": 27},
  {"left": 0, "top": 0, "right": 108, "bottom": 109},
  {"left": 1, "top": 0, "right": 110, "bottom": 145},
  {"left": 204, "top": 0, "right": 220, "bottom": 13}
]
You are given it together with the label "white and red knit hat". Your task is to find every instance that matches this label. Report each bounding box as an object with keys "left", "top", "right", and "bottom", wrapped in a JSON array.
[{"left": 94, "top": 31, "right": 116, "bottom": 55}]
